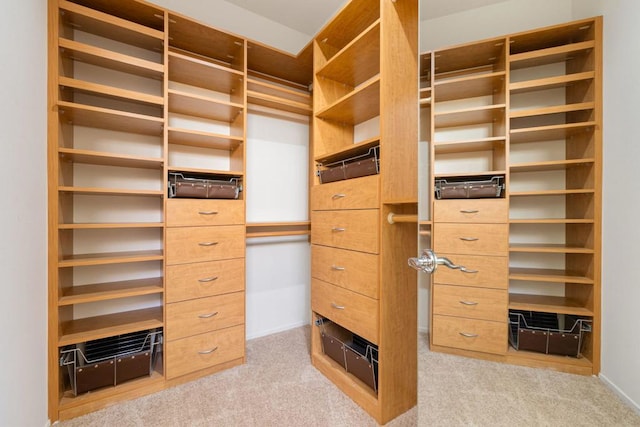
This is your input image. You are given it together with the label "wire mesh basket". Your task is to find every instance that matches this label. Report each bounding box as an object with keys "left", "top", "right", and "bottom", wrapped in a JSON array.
[
  {"left": 168, "top": 172, "right": 242, "bottom": 199},
  {"left": 60, "top": 328, "right": 163, "bottom": 395},
  {"left": 316, "top": 146, "right": 380, "bottom": 184}
]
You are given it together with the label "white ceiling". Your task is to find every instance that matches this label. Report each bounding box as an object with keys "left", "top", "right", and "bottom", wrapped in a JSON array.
[{"left": 224, "top": 0, "right": 510, "bottom": 36}]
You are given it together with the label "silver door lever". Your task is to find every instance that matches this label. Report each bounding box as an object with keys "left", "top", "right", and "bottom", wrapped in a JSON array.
[{"left": 408, "top": 249, "right": 463, "bottom": 274}]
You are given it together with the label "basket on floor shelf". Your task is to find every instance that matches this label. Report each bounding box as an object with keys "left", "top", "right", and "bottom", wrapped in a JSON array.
[{"left": 508, "top": 310, "right": 591, "bottom": 357}]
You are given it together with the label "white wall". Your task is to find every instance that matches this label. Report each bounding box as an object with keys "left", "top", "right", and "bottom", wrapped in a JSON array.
[
  {"left": 0, "top": 1, "right": 48, "bottom": 426},
  {"left": 245, "top": 111, "right": 310, "bottom": 339},
  {"left": 574, "top": 0, "right": 640, "bottom": 412}
]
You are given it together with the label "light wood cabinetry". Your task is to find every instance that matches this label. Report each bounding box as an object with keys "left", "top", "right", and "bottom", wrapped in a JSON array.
[
  {"left": 48, "top": 0, "right": 313, "bottom": 421},
  {"left": 422, "top": 17, "right": 602, "bottom": 375},
  {"left": 310, "top": 0, "right": 418, "bottom": 423}
]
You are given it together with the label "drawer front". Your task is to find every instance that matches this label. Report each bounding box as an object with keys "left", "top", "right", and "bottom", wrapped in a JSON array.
[
  {"left": 166, "top": 259, "right": 245, "bottom": 303},
  {"left": 166, "top": 225, "right": 245, "bottom": 265},
  {"left": 433, "top": 254, "right": 508, "bottom": 289},
  {"left": 166, "top": 292, "right": 245, "bottom": 341},
  {"left": 166, "top": 324, "right": 244, "bottom": 379},
  {"left": 433, "top": 199, "right": 508, "bottom": 223},
  {"left": 311, "top": 245, "right": 379, "bottom": 299},
  {"left": 433, "top": 223, "right": 508, "bottom": 256},
  {"left": 312, "top": 278, "right": 379, "bottom": 344},
  {"left": 166, "top": 199, "right": 244, "bottom": 227},
  {"left": 311, "top": 210, "right": 379, "bottom": 254},
  {"left": 433, "top": 285, "right": 507, "bottom": 322},
  {"left": 432, "top": 315, "right": 507, "bottom": 355},
  {"left": 311, "top": 175, "right": 379, "bottom": 211}
]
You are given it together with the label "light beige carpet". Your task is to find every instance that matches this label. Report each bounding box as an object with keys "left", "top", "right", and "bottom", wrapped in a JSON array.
[{"left": 58, "top": 326, "right": 639, "bottom": 426}]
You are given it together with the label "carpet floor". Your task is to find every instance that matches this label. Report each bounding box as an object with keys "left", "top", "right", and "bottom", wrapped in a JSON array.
[{"left": 58, "top": 326, "right": 640, "bottom": 426}]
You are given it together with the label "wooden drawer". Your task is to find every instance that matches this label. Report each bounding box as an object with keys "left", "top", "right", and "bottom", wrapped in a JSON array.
[
  {"left": 311, "top": 175, "right": 379, "bottom": 211},
  {"left": 311, "top": 245, "right": 378, "bottom": 299},
  {"left": 166, "top": 225, "right": 244, "bottom": 265},
  {"left": 433, "top": 254, "right": 508, "bottom": 289},
  {"left": 166, "top": 199, "right": 244, "bottom": 227},
  {"left": 432, "top": 315, "right": 507, "bottom": 355},
  {"left": 311, "top": 210, "right": 379, "bottom": 254},
  {"left": 311, "top": 278, "right": 378, "bottom": 345},
  {"left": 166, "top": 259, "right": 244, "bottom": 303},
  {"left": 166, "top": 324, "right": 244, "bottom": 379},
  {"left": 433, "top": 199, "right": 508, "bottom": 223},
  {"left": 433, "top": 284, "right": 507, "bottom": 322},
  {"left": 166, "top": 292, "right": 244, "bottom": 341},
  {"left": 433, "top": 223, "right": 508, "bottom": 256}
]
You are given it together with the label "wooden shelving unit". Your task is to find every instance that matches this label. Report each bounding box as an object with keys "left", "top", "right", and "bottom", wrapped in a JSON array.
[
  {"left": 422, "top": 17, "right": 602, "bottom": 376},
  {"left": 48, "top": 0, "right": 313, "bottom": 422},
  {"left": 310, "top": 0, "right": 418, "bottom": 424}
]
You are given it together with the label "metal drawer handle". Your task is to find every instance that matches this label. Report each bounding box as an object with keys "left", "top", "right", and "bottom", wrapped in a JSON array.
[
  {"left": 198, "top": 346, "right": 219, "bottom": 355},
  {"left": 331, "top": 265, "right": 345, "bottom": 271},
  {"left": 331, "top": 302, "right": 345, "bottom": 310},
  {"left": 198, "top": 211, "right": 218, "bottom": 215},
  {"left": 332, "top": 227, "right": 346, "bottom": 232},
  {"left": 459, "top": 237, "right": 479, "bottom": 241},
  {"left": 198, "top": 311, "right": 219, "bottom": 319},
  {"left": 459, "top": 332, "right": 479, "bottom": 338},
  {"left": 332, "top": 193, "right": 346, "bottom": 199},
  {"left": 459, "top": 300, "right": 478, "bottom": 306},
  {"left": 199, "top": 241, "right": 219, "bottom": 246},
  {"left": 460, "top": 267, "right": 479, "bottom": 274},
  {"left": 198, "top": 276, "right": 219, "bottom": 283},
  {"left": 460, "top": 209, "right": 479, "bottom": 214}
]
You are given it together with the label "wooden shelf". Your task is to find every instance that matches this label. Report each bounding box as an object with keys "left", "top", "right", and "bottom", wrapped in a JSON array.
[
  {"left": 58, "top": 148, "right": 163, "bottom": 169},
  {"left": 317, "top": 20, "right": 380, "bottom": 87},
  {"left": 434, "top": 104, "right": 505, "bottom": 128},
  {"left": 58, "top": 222, "right": 164, "bottom": 230},
  {"left": 246, "top": 221, "right": 311, "bottom": 238},
  {"left": 59, "top": 187, "right": 163, "bottom": 197},
  {"left": 509, "top": 218, "right": 594, "bottom": 224},
  {"left": 59, "top": 306, "right": 163, "bottom": 346},
  {"left": 314, "top": 137, "right": 379, "bottom": 164},
  {"left": 510, "top": 121, "right": 596, "bottom": 143},
  {"left": 510, "top": 40, "right": 596, "bottom": 70},
  {"left": 57, "top": 101, "right": 163, "bottom": 136},
  {"left": 506, "top": 346, "right": 592, "bottom": 371},
  {"left": 59, "top": 277, "right": 163, "bottom": 306},
  {"left": 434, "top": 170, "right": 506, "bottom": 179},
  {"left": 510, "top": 102, "right": 595, "bottom": 120},
  {"left": 433, "top": 137, "right": 506, "bottom": 155},
  {"left": 434, "top": 38, "right": 506, "bottom": 76},
  {"left": 169, "top": 14, "right": 244, "bottom": 68},
  {"left": 167, "top": 166, "right": 243, "bottom": 178},
  {"left": 510, "top": 158, "right": 595, "bottom": 172},
  {"left": 510, "top": 71, "right": 595, "bottom": 94},
  {"left": 509, "top": 267, "right": 593, "bottom": 285},
  {"left": 315, "top": 76, "right": 380, "bottom": 124},
  {"left": 168, "top": 51, "right": 243, "bottom": 94},
  {"left": 509, "top": 189, "right": 594, "bottom": 197},
  {"left": 315, "top": 0, "right": 379, "bottom": 57},
  {"left": 434, "top": 71, "right": 505, "bottom": 102},
  {"left": 167, "top": 127, "right": 243, "bottom": 151},
  {"left": 246, "top": 78, "right": 311, "bottom": 115},
  {"left": 59, "top": 250, "right": 163, "bottom": 268},
  {"left": 509, "top": 244, "right": 594, "bottom": 254},
  {"left": 59, "top": 0, "right": 164, "bottom": 51},
  {"left": 168, "top": 89, "right": 242, "bottom": 123},
  {"left": 509, "top": 294, "right": 593, "bottom": 316},
  {"left": 59, "top": 38, "right": 163, "bottom": 80},
  {"left": 59, "top": 77, "right": 163, "bottom": 110}
]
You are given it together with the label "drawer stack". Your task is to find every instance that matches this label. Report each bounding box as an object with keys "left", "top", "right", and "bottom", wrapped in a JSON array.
[
  {"left": 311, "top": 175, "right": 380, "bottom": 346},
  {"left": 431, "top": 199, "right": 509, "bottom": 355},
  {"left": 165, "top": 199, "right": 245, "bottom": 379}
]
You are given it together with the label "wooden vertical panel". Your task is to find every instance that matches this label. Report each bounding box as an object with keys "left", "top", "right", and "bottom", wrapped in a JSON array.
[{"left": 380, "top": 0, "right": 418, "bottom": 204}]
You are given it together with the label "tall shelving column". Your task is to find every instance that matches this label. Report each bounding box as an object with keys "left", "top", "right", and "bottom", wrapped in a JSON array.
[
  {"left": 48, "top": 0, "right": 166, "bottom": 420},
  {"left": 309, "top": 0, "right": 418, "bottom": 423},
  {"left": 164, "top": 13, "right": 248, "bottom": 381},
  {"left": 507, "top": 17, "right": 602, "bottom": 374}
]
